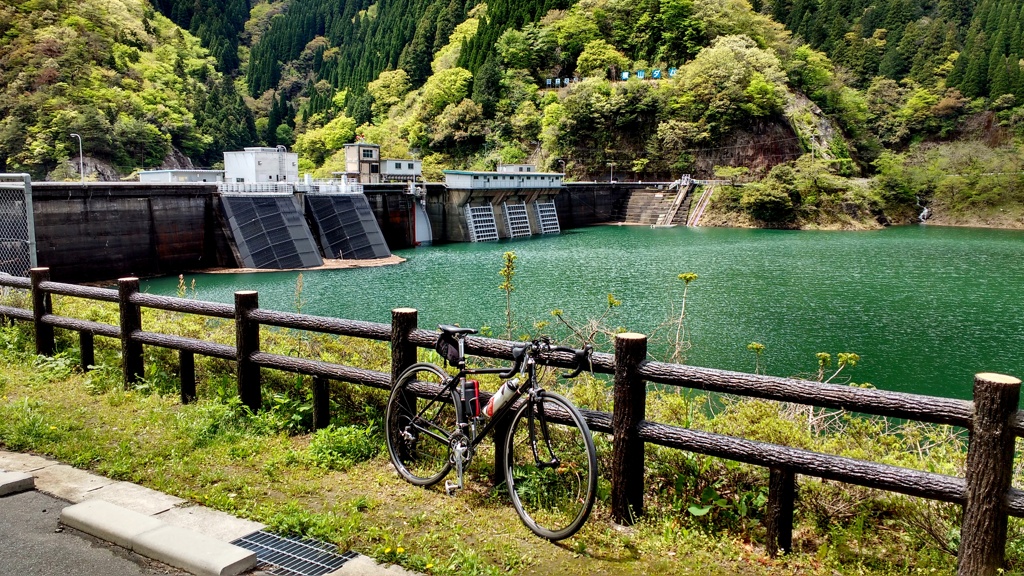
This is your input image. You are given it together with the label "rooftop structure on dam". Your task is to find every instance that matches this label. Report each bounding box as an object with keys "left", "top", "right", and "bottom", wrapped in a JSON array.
[
  {"left": 138, "top": 169, "right": 225, "bottom": 183},
  {"left": 442, "top": 169, "right": 563, "bottom": 190},
  {"left": 224, "top": 147, "right": 299, "bottom": 183}
]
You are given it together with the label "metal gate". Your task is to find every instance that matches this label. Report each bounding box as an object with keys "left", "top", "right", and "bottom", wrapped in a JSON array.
[{"left": 0, "top": 174, "right": 36, "bottom": 276}]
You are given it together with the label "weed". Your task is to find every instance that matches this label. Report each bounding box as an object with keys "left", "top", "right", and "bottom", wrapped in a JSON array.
[
  {"left": 83, "top": 363, "right": 122, "bottom": 394},
  {"left": 33, "top": 352, "right": 78, "bottom": 382},
  {"left": 306, "top": 424, "right": 381, "bottom": 471},
  {"left": 265, "top": 501, "right": 362, "bottom": 545}
]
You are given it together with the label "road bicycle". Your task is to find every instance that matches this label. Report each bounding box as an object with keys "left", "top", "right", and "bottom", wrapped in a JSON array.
[{"left": 385, "top": 325, "right": 597, "bottom": 540}]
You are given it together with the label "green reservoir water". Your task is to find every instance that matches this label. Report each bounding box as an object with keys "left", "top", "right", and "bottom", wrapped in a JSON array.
[{"left": 142, "top": 225, "right": 1024, "bottom": 401}]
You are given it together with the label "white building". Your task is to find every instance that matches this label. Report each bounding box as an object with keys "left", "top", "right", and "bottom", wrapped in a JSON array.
[
  {"left": 139, "top": 170, "right": 224, "bottom": 183},
  {"left": 223, "top": 147, "right": 299, "bottom": 183},
  {"left": 443, "top": 170, "right": 563, "bottom": 190},
  {"left": 380, "top": 158, "right": 422, "bottom": 182},
  {"left": 497, "top": 164, "right": 537, "bottom": 173}
]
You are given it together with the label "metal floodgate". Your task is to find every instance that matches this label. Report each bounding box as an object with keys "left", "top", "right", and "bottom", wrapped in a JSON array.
[
  {"left": 305, "top": 194, "right": 391, "bottom": 259},
  {"left": 232, "top": 530, "right": 357, "bottom": 576},
  {"left": 220, "top": 195, "right": 324, "bottom": 269}
]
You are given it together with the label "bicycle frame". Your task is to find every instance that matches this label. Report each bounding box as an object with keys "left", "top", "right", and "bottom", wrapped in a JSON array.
[{"left": 448, "top": 342, "right": 539, "bottom": 450}]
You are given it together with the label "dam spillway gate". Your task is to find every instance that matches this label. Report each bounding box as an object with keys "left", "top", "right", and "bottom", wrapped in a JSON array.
[
  {"left": 219, "top": 194, "right": 324, "bottom": 269},
  {"left": 219, "top": 183, "right": 391, "bottom": 270},
  {"left": 304, "top": 192, "right": 391, "bottom": 259}
]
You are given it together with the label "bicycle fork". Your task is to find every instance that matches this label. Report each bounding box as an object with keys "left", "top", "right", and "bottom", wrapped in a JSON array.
[{"left": 529, "top": 398, "right": 561, "bottom": 470}]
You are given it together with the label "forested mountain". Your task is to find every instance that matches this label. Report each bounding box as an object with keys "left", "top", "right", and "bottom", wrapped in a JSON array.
[
  {"left": 0, "top": 0, "right": 256, "bottom": 176},
  {"left": 3, "top": 0, "right": 1024, "bottom": 232},
  {"left": 774, "top": 0, "right": 1024, "bottom": 100},
  {"left": 152, "top": 0, "right": 250, "bottom": 72}
]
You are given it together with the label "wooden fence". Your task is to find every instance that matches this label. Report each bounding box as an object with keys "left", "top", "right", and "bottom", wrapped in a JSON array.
[{"left": 2, "top": 267, "right": 1022, "bottom": 576}]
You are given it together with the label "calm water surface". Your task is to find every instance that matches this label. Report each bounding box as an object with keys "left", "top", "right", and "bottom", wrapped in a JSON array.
[{"left": 143, "top": 225, "right": 1024, "bottom": 401}]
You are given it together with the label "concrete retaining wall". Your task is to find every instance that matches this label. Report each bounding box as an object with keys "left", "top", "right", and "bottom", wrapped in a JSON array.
[
  {"left": 556, "top": 183, "right": 657, "bottom": 228},
  {"left": 361, "top": 184, "right": 416, "bottom": 249},
  {"left": 32, "top": 183, "right": 231, "bottom": 283}
]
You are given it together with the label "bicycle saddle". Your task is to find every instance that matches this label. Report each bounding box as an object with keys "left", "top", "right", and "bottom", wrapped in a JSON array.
[{"left": 438, "top": 324, "right": 477, "bottom": 336}]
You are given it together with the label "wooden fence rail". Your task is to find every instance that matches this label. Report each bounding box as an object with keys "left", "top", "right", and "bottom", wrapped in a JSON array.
[{"left": 2, "top": 267, "right": 1021, "bottom": 576}]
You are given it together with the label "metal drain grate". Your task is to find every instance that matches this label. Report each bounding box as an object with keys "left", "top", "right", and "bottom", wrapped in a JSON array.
[{"left": 231, "top": 530, "right": 356, "bottom": 576}]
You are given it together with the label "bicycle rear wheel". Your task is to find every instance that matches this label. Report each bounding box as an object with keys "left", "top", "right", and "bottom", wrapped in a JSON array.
[
  {"left": 504, "top": 391, "right": 597, "bottom": 540},
  {"left": 385, "top": 362, "right": 458, "bottom": 487}
]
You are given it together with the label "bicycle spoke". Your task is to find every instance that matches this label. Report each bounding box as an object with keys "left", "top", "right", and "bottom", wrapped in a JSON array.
[
  {"left": 386, "top": 363, "right": 458, "bottom": 487},
  {"left": 505, "top": 392, "right": 597, "bottom": 540}
]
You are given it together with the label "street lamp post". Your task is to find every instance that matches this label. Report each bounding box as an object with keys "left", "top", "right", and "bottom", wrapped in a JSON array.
[
  {"left": 69, "top": 133, "right": 83, "bottom": 184},
  {"left": 607, "top": 161, "right": 616, "bottom": 183}
]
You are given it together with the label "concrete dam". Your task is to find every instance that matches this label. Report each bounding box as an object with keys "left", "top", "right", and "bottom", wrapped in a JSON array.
[{"left": 22, "top": 180, "right": 675, "bottom": 282}]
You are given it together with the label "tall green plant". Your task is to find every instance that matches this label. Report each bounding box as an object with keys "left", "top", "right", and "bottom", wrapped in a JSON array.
[
  {"left": 670, "top": 272, "right": 698, "bottom": 363},
  {"left": 499, "top": 251, "right": 517, "bottom": 338}
]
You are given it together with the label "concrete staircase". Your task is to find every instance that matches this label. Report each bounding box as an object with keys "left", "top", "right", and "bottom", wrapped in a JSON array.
[{"left": 616, "top": 189, "right": 690, "bottom": 225}]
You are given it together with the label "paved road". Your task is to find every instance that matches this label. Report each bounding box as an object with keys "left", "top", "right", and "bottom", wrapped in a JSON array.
[{"left": 0, "top": 490, "right": 185, "bottom": 576}]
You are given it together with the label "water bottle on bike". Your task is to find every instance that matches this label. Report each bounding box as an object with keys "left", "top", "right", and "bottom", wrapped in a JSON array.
[{"left": 482, "top": 378, "right": 519, "bottom": 418}]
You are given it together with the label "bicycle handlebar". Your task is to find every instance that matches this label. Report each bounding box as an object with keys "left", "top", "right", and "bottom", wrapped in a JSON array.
[
  {"left": 554, "top": 344, "right": 593, "bottom": 379},
  {"left": 497, "top": 341, "right": 593, "bottom": 380}
]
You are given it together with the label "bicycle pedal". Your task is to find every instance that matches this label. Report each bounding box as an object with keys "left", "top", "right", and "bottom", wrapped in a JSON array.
[{"left": 444, "top": 481, "right": 460, "bottom": 496}]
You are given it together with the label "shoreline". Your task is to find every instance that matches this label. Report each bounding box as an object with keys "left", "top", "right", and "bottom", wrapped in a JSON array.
[{"left": 202, "top": 254, "right": 407, "bottom": 274}]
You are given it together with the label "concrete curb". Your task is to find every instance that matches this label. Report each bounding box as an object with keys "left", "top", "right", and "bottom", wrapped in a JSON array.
[
  {"left": 61, "top": 500, "right": 256, "bottom": 576},
  {"left": 0, "top": 470, "right": 35, "bottom": 496},
  {"left": 134, "top": 524, "right": 256, "bottom": 576},
  {"left": 3, "top": 451, "right": 422, "bottom": 576},
  {"left": 60, "top": 499, "right": 164, "bottom": 549}
]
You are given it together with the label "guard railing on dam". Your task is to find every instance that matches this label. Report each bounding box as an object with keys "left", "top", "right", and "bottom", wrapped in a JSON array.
[{"left": 2, "top": 267, "right": 1021, "bottom": 576}]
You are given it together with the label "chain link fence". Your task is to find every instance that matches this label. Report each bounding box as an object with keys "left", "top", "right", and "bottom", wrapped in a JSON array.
[{"left": 0, "top": 174, "right": 36, "bottom": 277}]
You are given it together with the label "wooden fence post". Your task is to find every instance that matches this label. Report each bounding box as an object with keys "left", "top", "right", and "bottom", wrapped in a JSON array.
[
  {"left": 390, "top": 308, "right": 418, "bottom": 382},
  {"left": 958, "top": 372, "right": 1021, "bottom": 576},
  {"left": 79, "top": 331, "right": 94, "bottom": 372},
  {"left": 612, "top": 332, "right": 647, "bottom": 524},
  {"left": 118, "top": 277, "right": 143, "bottom": 388},
  {"left": 766, "top": 467, "right": 796, "bottom": 556},
  {"left": 30, "top": 267, "right": 53, "bottom": 356},
  {"left": 312, "top": 376, "right": 330, "bottom": 430},
  {"left": 180, "top": 351, "right": 195, "bottom": 404},
  {"left": 235, "top": 291, "right": 261, "bottom": 412}
]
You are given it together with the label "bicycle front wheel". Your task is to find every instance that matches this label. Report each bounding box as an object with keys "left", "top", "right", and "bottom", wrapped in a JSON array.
[
  {"left": 385, "top": 362, "right": 458, "bottom": 487},
  {"left": 504, "top": 391, "right": 597, "bottom": 540}
]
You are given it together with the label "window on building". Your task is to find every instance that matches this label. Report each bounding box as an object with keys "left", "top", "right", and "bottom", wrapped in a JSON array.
[
  {"left": 362, "top": 149, "right": 374, "bottom": 158},
  {"left": 370, "top": 163, "right": 379, "bottom": 174},
  {"left": 408, "top": 163, "right": 414, "bottom": 169},
  {"left": 236, "top": 178, "right": 244, "bottom": 183},
  {"left": 473, "top": 176, "right": 479, "bottom": 180}
]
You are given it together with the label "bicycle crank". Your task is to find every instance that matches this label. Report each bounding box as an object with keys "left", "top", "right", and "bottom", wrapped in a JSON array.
[{"left": 446, "top": 432, "right": 472, "bottom": 495}]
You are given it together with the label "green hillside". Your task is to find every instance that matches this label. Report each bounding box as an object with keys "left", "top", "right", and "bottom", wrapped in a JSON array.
[
  {"left": 1, "top": 0, "right": 1023, "bottom": 228},
  {"left": 0, "top": 0, "right": 255, "bottom": 176}
]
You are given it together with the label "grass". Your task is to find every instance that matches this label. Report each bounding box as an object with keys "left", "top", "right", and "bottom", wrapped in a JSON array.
[{"left": 0, "top": 294, "right": 1018, "bottom": 575}]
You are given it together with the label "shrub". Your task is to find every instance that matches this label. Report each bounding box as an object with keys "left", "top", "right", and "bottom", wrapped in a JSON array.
[{"left": 740, "top": 184, "right": 795, "bottom": 223}]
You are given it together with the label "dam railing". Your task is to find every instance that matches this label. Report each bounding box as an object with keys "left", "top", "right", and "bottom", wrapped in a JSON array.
[{"left": 3, "top": 267, "right": 1021, "bottom": 575}]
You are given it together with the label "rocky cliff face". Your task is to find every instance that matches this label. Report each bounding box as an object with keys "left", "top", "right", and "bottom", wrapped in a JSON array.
[{"left": 689, "top": 119, "right": 805, "bottom": 178}]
